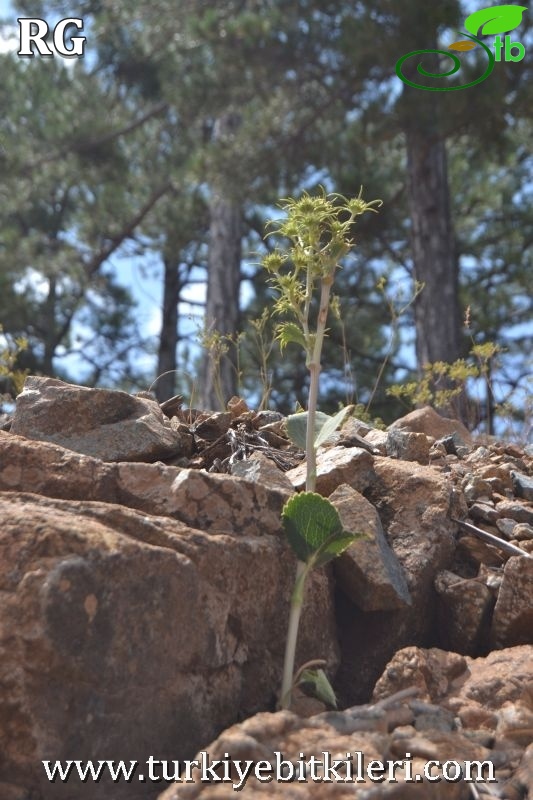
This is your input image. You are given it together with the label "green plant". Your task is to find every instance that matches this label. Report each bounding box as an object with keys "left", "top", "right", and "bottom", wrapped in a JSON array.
[
  {"left": 262, "top": 187, "right": 381, "bottom": 709},
  {"left": 387, "top": 340, "right": 504, "bottom": 429},
  {"left": 0, "top": 326, "right": 28, "bottom": 406}
]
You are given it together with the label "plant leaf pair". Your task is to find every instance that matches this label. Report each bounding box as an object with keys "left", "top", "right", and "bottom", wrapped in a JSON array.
[
  {"left": 281, "top": 491, "right": 361, "bottom": 568},
  {"left": 286, "top": 405, "right": 353, "bottom": 450}
]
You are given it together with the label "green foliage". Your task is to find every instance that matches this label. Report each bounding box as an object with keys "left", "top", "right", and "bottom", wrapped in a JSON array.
[
  {"left": 387, "top": 342, "right": 503, "bottom": 419},
  {"left": 264, "top": 188, "right": 382, "bottom": 365},
  {"left": 281, "top": 492, "right": 358, "bottom": 570},
  {"left": 285, "top": 406, "right": 353, "bottom": 450},
  {"left": 263, "top": 188, "right": 378, "bottom": 710},
  {"left": 0, "top": 325, "right": 28, "bottom": 400},
  {"left": 298, "top": 667, "right": 338, "bottom": 709}
]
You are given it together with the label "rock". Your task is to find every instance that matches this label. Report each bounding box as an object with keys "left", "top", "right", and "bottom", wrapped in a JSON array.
[
  {"left": 193, "top": 411, "right": 232, "bottom": 441},
  {"left": 227, "top": 395, "right": 249, "bottom": 417},
  {"left": 372, "top": 647, "right": 469, "bottom": 703},
  {"left": 496, "top": 517, "right": 519, "bottom": 539},
  {"left": 386, "top": 429, "right": 431, "bottom": 464},
  {"left": 513, "top": 742, "right": 533, "bottom": 797},
  {"left": 363, "top": 428, "right": 388, "bottom": 454},
  {"left": 168, "top": 468, "right": 290, "bottom": 537},
  {"left": 0, "top": 432, "right": 294, "bottom": 538},
  {"left": 230, "top": 451, "right": 294, "bottom": 493},
  {"left": 469, "top": 501, "right": 499, "bottom": 524},
  {"left": 490, "top": 555, "right": 533, "bottom": 647},
  {"left": 511, "top": 470, "right": 533, "bottom": 501},
  {"left": 0, "top": 492, "right": 338, "bottom": 800},
  {"left": 10, "top": 376, "right": 186, "bottom": 462},
  {"left": 330, "top": 484, "right": 411, "bottom": 611},
  {"left": 286, "top": 446, "right": 375, "bottom": 496},
  {"left": 389, "top": 406, "right": 472, "bottom": 445},
  {"left": 374, "top": 645, "right": 533, "bottom": 715},
  {"left": 434, "top": 570, "right": 493, "bottom": 655},
  {"left": 513, "top": 523, "right": 533, "bottom": 541},
  {"left": 463, "top": 476, "right": 493, "bottom": 503},
  {"left": 158, "top": 647, "right": 533, "bottom": 800},
  {"left": 495, "top": 500, "right": 533, "bottom": 525},
  {"left": 478, "top": 463, "right": 514, "bottom": 493},
  {"left": 335, "top": 457, "right": 456, "bottom": 704}
]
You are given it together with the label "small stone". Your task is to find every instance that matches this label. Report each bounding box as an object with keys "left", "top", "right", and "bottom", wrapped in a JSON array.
[
  {"left": 511, "top": 471, "right": 533, "bottom": 501},
  {"left": 364, "top": 428, "right": 388, "bottom": 454},
  {"left": 193, "top": 411, "right": 232, "bottom": 441},
  {"left": 411, "top": 701, "right": 455, "bottom": 732},
  {"left": 466, "top": 446, "right": 491, "bottom": 463},
  {"left": 386, "top": 428, "right": 431, "bottom": 464},
  {"left": 230, "top": 451, "right": 294, "bottom": 494},
  {"left": 513, "top": 523, "right": 533, "bottom": 541},
  {"left": 469, "top": 501, "right": 499, "bottom": 524},
  {"left": 495, "top": 501, "right": 533, "bottom": 525},
  {"left": 227, "top": 396, "right": 249, "bottom": 417},
  {"left": 435, "top": 570, "right": 493, "bottom": 655},
  {"left": 463, "top": 476, "right": 493, "bottom": 503},
  {"left": 479, "top": 464, "right": 514, "bottom": 493}
]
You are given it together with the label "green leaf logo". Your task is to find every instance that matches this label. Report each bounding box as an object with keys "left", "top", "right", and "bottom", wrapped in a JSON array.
[{"left": 464, "top": 4, "right": 527, "bottom": 37}]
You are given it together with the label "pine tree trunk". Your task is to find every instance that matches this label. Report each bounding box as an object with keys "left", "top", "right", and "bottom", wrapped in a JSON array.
[
  {"left": 155, "top": 257, "right": 180, "bottom": 402},
  {"left": 200, "top": 114, "right": 242, "bottom": 410},
  {"left": 405, "top": 128, "right": 462, "bottom": 369}
]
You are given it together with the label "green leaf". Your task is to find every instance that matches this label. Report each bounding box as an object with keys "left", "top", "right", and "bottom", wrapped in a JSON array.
[
  {"left": 314, "top": 405, "right": 353, "bottom": 448},
  {"left": 286, "top": 406, "right": 353, "bottom": 450},
  {"left": 285, "top": 411, "right": 308, "bottom": 449},
  {"left": 298, "top": 668, "right": 337, "bottom": 708},
  {"left": 282, "top": 492, "right": 350, "bottom": 563},
  {"left": 313, "top": 532, "right": 362, "bottom": 568},
  {"left": 276, "top": 321, "right": 307, "bottom": 353},
  {"left": 464, "top": 4, "right": 527, "bottom": 36}
]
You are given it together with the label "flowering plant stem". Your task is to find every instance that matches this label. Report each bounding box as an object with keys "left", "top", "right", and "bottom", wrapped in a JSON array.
[{"left": 263, "top": 187, "right": 381, "bottom": 710}]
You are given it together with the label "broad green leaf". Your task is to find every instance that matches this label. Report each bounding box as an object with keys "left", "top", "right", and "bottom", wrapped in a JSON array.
[
  {"left": 286, "top": 406, "right": 353, "bottom": 450},
  {"left": 282, "top": 492, "right": 345, "bottom": 561},
  {"left": 464, "top": 5, "right": 527, "bottom": 37},
  {"left": 286, "top": 411, "right": 309, "bottom": 449},
  {"left": 314, "top": 405, "right": 353, "bottom": 448},
  {"left": 298, "top": 668, "right": 337, "bottom": 709},
  {"left": 312, "top": 532, "right": 362, "bottom": 568},
  {"left": 276, "top": 322, "right": 307, "bottom": 353}
]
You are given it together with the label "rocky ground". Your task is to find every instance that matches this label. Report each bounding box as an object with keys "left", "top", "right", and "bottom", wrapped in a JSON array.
[{"left": 0, "top": 376, "right": 531, "bottom": 799}]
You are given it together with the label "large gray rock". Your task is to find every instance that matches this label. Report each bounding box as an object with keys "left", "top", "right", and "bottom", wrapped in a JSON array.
[{"left": 10, "top": 376, "right": 187, "bottom": 462}]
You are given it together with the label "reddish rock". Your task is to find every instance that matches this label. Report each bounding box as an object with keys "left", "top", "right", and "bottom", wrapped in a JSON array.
[
  {"left": 389, "top": 406, "right": 472, "bottom": 444},
  {"left": 286, "top": 446, "right": 375, "bottom": 496},
  {"left": 491, "top": 555, "right": 533, "bottom": 647},
  {"left": 10, "top": 376, "right": 186, "bottom": 462},
  {"left": 0, "top": 492, "right": 338, "bottom": 800},
  {"left": 330, "top": 484, "right": 411, "bottom": 611}
]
